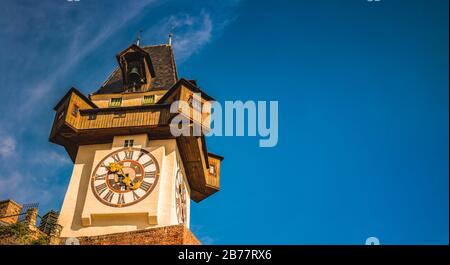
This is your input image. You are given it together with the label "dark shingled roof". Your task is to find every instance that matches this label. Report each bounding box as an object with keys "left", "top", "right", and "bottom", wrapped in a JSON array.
[{"left": 93, "top": 45, "right": 178, "bottom": 95}]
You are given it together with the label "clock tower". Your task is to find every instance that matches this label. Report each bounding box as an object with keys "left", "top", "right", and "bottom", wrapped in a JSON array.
[{"left": 49, "top": 42, "right": 223, "bottom": 243}]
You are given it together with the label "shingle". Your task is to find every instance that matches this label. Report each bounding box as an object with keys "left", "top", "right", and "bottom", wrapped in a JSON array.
[{"left": 94, "top": 45, "right": 178, "bottom": 94}]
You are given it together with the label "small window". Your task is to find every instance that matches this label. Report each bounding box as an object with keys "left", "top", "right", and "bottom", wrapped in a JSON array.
[
  {"left": 188, "top": 96, "right": 202, "bottom": 111},
  {"left": 124, "top": 140, "right": 134, "bottom": 147},
  {"left": 71, "top": 105, "right": 79, "bottom": 117},
  {"left": 110, "top": 98, "right": 122, "bottom": 107},
  {"left": 209, "top": 165, "right": 216, "bottom": 176},
  {"left": 88, "top": 113, "right": 97, "bottom": 120},
  {"left": 143, "top": 95, "right": 155, "bottom": 105}
]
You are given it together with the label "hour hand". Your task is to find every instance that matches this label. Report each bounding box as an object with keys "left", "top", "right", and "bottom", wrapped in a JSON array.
[
  {"left": 129, "top": 179, "right": 142, "bottom": 190},
  {"left": 107, "top": 162, "right": 123, "bottom": 173},
  {"left": 119, "top": 173, "right": 132, "bottom": 188}
]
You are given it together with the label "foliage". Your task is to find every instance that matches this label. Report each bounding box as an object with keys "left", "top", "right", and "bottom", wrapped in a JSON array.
[
  {"left": 0, "top": 223, "right": 49, "bottom": 245},
  {"left": 0, "top": 222, "right": 30, "bottom": 237},
  {"left": 31, "top": 235, "right": 49, "bottom": 245}
]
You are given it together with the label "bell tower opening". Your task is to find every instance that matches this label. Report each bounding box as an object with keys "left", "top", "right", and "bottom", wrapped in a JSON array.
[
  {"left": 117, "top": 44, "right": 156, "bottom": 93},
  {"left": 124, "top": 52, "right": 146, "bottom": 92}
]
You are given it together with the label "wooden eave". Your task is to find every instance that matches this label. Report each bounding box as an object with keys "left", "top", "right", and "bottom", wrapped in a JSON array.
[
  {"left": 208, "top": 152, "right": 224, "bottom": 161},
  {"left": 89, "top": 89, "right": 167, "bottom": 100},
  {"left": 157, "top": 78, "right": 216, "bottom": 103},
  {"left": 53, "top": 87, "right": 98, "bottom": 111},
  {"left": 79, "top": 103, "right": 171, "bottom": 114}
]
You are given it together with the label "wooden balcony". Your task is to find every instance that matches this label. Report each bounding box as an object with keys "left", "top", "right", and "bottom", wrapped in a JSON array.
[
  {"left": 49, "top": 89, "right": 173, "bottom": 159},
  {"left": 49, "top": 87, "right": 222, "bottom": 202}
]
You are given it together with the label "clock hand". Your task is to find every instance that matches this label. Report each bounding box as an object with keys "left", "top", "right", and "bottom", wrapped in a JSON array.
[
  {"left": 107, "top": 162, "right": 123, "bottom": 173},
  {"left": 130, "top": 179, "right": 142, "bottom": 190},
  {"left": 119, "top": 173, "right": 133, "bottom": 188}
]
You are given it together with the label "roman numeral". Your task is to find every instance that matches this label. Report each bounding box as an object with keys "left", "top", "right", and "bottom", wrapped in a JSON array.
[
  {"left": 142, "top": 160, "right": 154, "bottom": 168},
  {"left": 132, "top": 191, "right": 140, "bottom": 201},
  {"left": 112, "top": 154, "right": 121, "bottom": 162},
  {"left": 95, "top": 174, "right": 107, "bottom": 181},
  {"left": 103, "top": 191, "right": 114, "bottom": 203},
  {"left": 136, "top": 152, "right": 145, "bottom": 161},
  {"left": 95, "top": 183, "right": 107, "bottom": 195},
  {"left": 144, "top": 171, "right": 156, "bottom": 179},
  {"left": 124, "top": 150, "right": 133, "bottom": 160},
  {"left": 117, "top": 194, "right": 125, "bottom": 205},
  {"left": 140, "top": 181, "right": 152, "bottom": 192}
]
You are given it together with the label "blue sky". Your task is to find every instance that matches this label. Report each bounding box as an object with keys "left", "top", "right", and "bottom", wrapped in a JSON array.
[{"left": 0, "top": 0, "right": 448, "bottom": 244}]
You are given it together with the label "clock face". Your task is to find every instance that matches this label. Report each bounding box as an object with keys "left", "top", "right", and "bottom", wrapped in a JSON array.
[
  {"left": 91, "top": 147, "right": 159, "bottom": 207},
  {"left": 175, "top": 169, "right": 187, "bottom": 224}
]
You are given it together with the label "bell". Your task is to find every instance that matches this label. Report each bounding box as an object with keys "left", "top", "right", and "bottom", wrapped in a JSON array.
[{"left": 128, "top": 66, "right": 141, "bottom": 83}]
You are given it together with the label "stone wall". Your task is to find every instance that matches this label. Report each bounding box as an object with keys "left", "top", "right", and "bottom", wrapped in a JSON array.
[
  {"left": 58, "top": 225, "right": 200, "bottom": 245},
  {"left": 0, "top": 199, "right": 22, "bottom": 225},
  {"left": 1, "top": 198, "right": 200, "bottom": 245}
]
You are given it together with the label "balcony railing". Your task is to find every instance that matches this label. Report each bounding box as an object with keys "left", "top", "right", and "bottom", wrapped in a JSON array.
[{"left": 77, "top": 105, "right": 171, "bottom": 130}]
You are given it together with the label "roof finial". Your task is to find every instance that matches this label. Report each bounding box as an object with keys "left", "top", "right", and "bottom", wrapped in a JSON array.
[
  {"left": 168, "top": 32, "right": 173, "bottom": 46},
  {"left": 136, "top": 30, "right": 143, "bottom": 46}
]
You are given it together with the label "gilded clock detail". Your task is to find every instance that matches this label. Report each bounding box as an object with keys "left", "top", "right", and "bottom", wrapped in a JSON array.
[{"left": 91, "top": 147, "right": 159, "bottom": 207}]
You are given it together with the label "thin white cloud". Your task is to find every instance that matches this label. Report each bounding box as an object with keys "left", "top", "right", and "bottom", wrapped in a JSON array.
[
  {"left": 0, "top": 146, "right": 72, "bottom": 208},
  {"left": 0, "top": 135, "right": 16, "bottom": 158},
  {"left": 19, "top": 0, "right": 158, "bottom": 115},
  {"left": 0, "top": 170, "right": 26, "bottom": 201},
  {"left": 172, "top": 12, "right": 213, "bottom": 62},
  {"left": 145, "top": 11, "right": 213, "bottom": 62},
  {"left": 0, "top": 168, "right": 67, "bottom": 207},
  {"left": 30, "top": 150, "right": 71, "bottom": 166}
]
